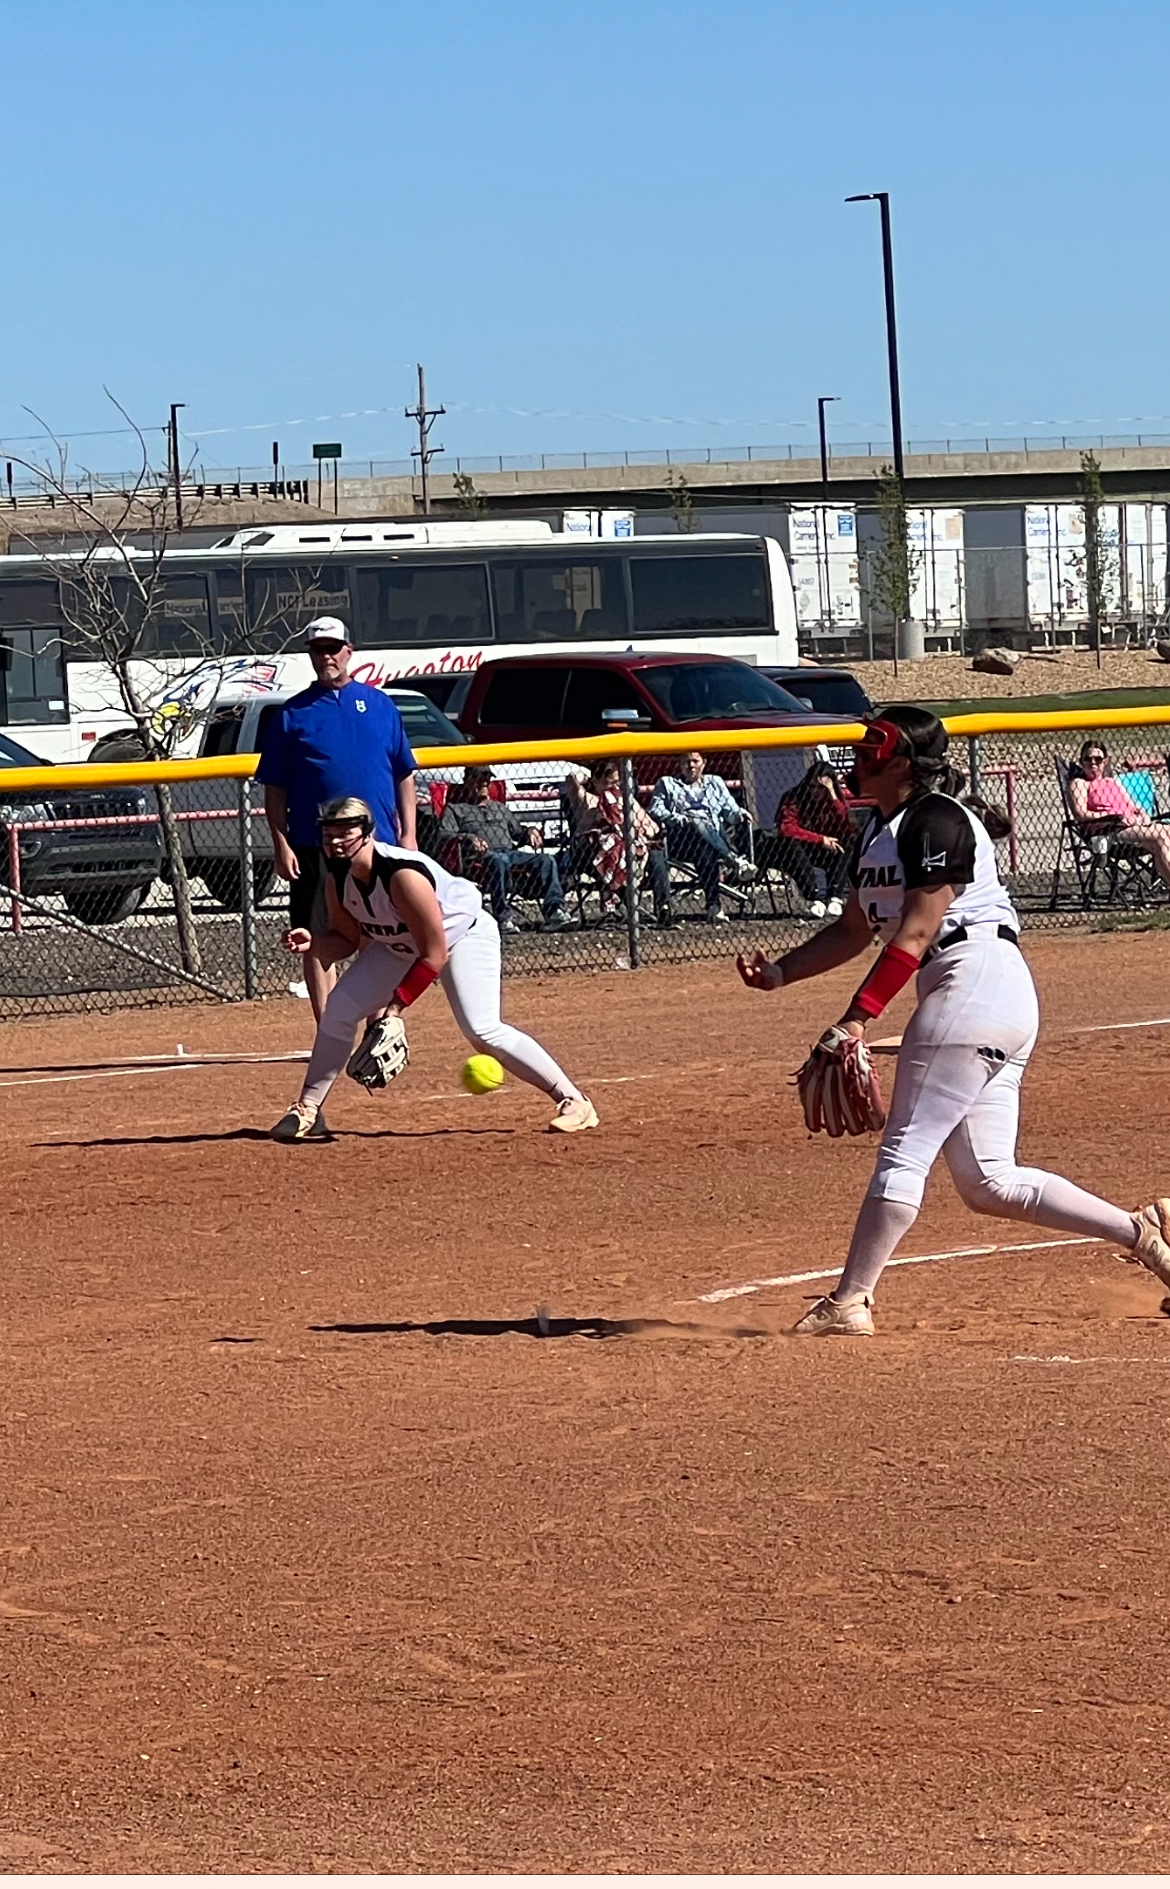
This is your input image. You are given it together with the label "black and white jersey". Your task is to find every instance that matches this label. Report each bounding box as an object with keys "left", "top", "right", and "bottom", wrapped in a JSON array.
[
  {"left": 330, "top": 843, "right": 481, "bottom": 964},
  {"left": 850, "top": 792, "right": 1018, "bottom": 946}
]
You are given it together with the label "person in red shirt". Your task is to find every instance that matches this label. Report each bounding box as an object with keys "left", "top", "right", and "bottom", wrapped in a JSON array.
[{"left": 775, "top": 755, "right": 854, "bottom": 917}]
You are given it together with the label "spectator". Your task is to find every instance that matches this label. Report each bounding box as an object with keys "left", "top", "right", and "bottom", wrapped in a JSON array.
[
  {"left": 1068, "top": 740, "right": 1170, "bottom": 890},
  {"left": 775, "top": 756, "right": 854, "bottom": 917},
  {"left": 258, "top": 615, "right": 418, "bottom": 1020},
  {"left": 564, "top": 759, "right": 675, "bottom": 925},
  {"left": 438, "top": 764, "right": 570, "bottom": 932},
  {"left": 648, "top": 751, "right": 755, "bottom": 923}
]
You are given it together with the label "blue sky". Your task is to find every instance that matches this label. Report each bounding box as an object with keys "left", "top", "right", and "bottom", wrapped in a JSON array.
[{"left": 3, "top": 0, "right": 1169, "bottom": 476}]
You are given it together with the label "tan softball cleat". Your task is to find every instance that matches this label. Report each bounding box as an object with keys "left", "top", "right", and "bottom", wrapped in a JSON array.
[
  {"left": 1131, "top": 1199, "right": 1170, "bottom": 1290},
  {"left": 271, "top": 1101, "right": 331, "bottom": 1143},
  {"left": 548, "top": 1096, "right": 599, "bottom": 1134},
  {"left": 791, "top": 1293, "right": 875, "bottom": 1337}
]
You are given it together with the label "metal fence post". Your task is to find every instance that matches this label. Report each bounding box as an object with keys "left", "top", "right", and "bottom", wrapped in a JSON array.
[
  {"left": 237, "top": 778, "right": 258, "bottom": 1000},
  {"left": 967, "top": 734, "right": 982, "bottom": 798},
  {"left": 6, "top": 821, "right": 21, "bottom": 935},
  {"left": 618, "top": 756, "right": 641, "bottom": 969}
]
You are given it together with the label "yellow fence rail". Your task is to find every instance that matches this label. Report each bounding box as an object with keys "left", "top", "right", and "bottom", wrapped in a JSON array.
[{"left": 4, "top": 701, "right": 1170, "bottom": 793}]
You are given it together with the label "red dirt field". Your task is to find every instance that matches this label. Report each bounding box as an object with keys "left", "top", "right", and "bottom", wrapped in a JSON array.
[{"left": 2, "top": 932, "right": 1170, "bottom": 1872}]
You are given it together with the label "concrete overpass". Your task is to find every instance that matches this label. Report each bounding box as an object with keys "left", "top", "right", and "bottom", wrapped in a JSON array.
[{"left": 329, "top": 438, "right": 1170, "bottom": 522}]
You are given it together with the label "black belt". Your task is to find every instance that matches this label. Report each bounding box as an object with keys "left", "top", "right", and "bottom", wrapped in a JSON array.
[{"left": 933, "top": 923, "right": 1019, "bottom": 955}]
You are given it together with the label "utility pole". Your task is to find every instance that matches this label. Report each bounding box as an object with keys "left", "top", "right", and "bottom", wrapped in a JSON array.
[
  {"left": 169, "top": 402, "right": 186, "bottom": 531},
  {"left": 405, "top": 363, "right": 445, "bottom": 516}
]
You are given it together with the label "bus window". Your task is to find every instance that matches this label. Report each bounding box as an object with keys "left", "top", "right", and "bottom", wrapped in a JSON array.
[
  {"left": 212, "top": 568, "right": 246, "bottom": 646},
  {"left": 630, "top": 553, "right": 769, "bottom": 633},
  {"left": 490, "top": 558, "right": 627, "bottom": 642},
  {"left": 0, "top": 628, "right": 68, "bottom": 725},
  {"left": 243, "top": 565, "right": 351, "bottom": 651},
  {"left": 353, "top": 562, "right": 490, "bottom": 648},
  {"left": 147, "top": 574, "right": 215, "bottom": 656}
]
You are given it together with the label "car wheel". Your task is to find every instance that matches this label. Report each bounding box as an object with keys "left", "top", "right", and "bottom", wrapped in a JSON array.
[
  {"left": 199, "top": 858, "right": 277, "bottom": 910},
  {"left": 62, "top": 882, "right": 152, "bottom": 925}
]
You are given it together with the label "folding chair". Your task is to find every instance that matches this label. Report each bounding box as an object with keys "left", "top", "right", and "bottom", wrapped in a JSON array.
[{"left": 1049, "top": 757, "right": 1163, "bottom": 909}]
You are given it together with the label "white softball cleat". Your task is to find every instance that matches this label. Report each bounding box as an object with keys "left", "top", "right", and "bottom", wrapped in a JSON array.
[
  {"left": 271, "top": 1101, "right": 331, "bottom": 1143},
  {"left": 1131, "top": 1198, "right": 1170, "bottom": 1289},
  {"left": 548, "top": 1095, "right": 599, "bottom": 1134},
  {"left": 791, "top": 1293, "right": 875, "bottom": 1337}
]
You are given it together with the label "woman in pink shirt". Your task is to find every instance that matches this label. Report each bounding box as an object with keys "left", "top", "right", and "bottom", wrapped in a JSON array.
[{"left": 1068, "top": 741, "right": 1170, "bottom": 889}]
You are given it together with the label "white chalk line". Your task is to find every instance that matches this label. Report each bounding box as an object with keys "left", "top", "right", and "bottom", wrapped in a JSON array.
[
  {"left": 0, "top": 1050, "right": 311, "bottom": 1090},
  {"left": 697, "top": 1236, "right": 1106, "bottom": 1304},
  {"left": 1014, "top": 1354, "right": 1170, "bottom": 1366},
  {"left": 1069, "top": 1014, "right": 1170, "bottom": 1036}
]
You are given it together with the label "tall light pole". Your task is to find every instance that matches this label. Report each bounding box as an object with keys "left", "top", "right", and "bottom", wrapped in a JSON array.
[
  {"left": 845, "top": 192, "right": 904, "bottom": 481},
  {"left": 817, "top": 395, "right": 839, "bottom": 496},
  {"left": 169, "top": 402, "right": 186, "bottom": 531}
]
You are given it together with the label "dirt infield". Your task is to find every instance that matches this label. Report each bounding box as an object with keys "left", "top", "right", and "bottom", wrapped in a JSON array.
[{"left": 2, "top": 934, "right": 1170, "bottom": 1872}]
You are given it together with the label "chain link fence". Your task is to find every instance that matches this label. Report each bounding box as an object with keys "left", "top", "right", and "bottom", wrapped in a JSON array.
[{"left": 2, "top": 722, "right": 1169, "bottom": 1017}]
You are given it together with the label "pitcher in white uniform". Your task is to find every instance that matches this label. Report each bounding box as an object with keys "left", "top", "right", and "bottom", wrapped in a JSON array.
[
  {"left": 272, "top": 797, "right": 598, "bottom": 1142},
  {"left": 737, "top": 705, "right": 1170, "bottom": 1335}
]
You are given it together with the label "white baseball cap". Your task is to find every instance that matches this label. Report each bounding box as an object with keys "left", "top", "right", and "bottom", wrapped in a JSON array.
[{"left": 305, "top": 615, "right": 351, "bottom": 645}]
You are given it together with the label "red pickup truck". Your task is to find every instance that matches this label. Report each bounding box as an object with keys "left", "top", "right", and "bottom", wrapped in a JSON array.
[{"left": 452, "top": 651, "right": 852, "bottom": 822}]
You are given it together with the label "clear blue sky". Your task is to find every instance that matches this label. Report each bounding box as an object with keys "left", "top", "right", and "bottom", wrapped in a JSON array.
[{"left": 3, "top": 0, "right": 1168, "bottom": 476}]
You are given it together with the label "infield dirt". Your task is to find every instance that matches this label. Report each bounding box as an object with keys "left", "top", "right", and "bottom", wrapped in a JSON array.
[{"left": 1, "top": 931, "right": 1169, "bottom": 1871}]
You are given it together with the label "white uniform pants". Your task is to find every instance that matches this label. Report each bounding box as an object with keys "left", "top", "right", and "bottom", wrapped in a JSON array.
[
  {"left": 837, "top": 933, "right": 1137, "bottom": 1300},
  {"left": 301, "top": 912, "right": 581, "bottom": 1112}
]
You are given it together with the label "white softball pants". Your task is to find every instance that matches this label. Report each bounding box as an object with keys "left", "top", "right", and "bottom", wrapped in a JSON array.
[
  {"left": 836, "top": 932, "right": 1138, "bottom": 1300},
  {"left": 300, "top": 912, "right": 582, "bottom": 1112}
]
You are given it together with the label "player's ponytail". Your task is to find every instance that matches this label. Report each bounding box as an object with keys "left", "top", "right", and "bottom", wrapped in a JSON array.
[{"left": 873, "top": 703, "right": 1010, "bottom": 838}]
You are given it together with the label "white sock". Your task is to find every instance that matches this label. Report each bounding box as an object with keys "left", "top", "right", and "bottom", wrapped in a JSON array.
[{"left": 836, "top": 1195, "right": 920, "bottom": 1301}]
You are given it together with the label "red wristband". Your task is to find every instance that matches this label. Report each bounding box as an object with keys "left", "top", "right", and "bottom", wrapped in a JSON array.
[
  {"left": 851, "top": 944, "right": 920, "bottom": 1019},
  {"left": 393, "top": 959, "right": 440, "bottom": 1008}
]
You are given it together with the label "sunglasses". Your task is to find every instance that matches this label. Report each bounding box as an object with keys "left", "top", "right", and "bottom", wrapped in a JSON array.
[
  {"left": 1086, "top": 752, "right": 1106, "bottom": 763},
  {"left": 310, "top": 641, "right": 347, "bottom": 657}
]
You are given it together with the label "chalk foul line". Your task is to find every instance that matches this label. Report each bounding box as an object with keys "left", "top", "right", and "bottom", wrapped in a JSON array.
[{"left": 697, "top": 1235, "right": 1109, "bottom": 1304}]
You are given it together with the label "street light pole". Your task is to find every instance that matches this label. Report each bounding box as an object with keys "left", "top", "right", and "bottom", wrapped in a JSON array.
[
  {"left": 845, "top": 192, "right": 903, "bottom": 481},
  {"left": 817, "top": 395, "right": 839, "bottom": 497},
  {"left": 168, "top": 402, "right": 186, "bottom": 531}
]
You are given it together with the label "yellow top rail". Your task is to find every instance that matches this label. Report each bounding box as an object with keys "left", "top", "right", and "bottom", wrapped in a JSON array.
[{"left": 2, "top": 700, "right": 1170, "bottom": 792}]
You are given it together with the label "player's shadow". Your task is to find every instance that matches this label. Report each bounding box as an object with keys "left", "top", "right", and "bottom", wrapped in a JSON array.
[
  {"left": 34, "top": 1125, "right": 514, "bottom": 1149},
  {"left": 312, "top": 1313, "right": 772, "bottom": 1342}
]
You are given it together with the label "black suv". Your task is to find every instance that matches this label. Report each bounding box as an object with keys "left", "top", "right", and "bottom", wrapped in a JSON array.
[{"left": 0, "top": 732, "right": 162, "bottom": 923}]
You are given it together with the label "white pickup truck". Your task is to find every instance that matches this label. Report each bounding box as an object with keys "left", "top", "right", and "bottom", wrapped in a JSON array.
[{"left": 89, "top": 684, "right": 468, "bottom": 909}]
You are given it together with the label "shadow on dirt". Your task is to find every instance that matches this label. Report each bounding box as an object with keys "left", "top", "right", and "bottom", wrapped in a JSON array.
[
  {"left": 311, "top": 1313, "right": 773, "bottom": 1342},
  {"left": 35, "top": 1125, "right": 514, "bottom": 1149}
]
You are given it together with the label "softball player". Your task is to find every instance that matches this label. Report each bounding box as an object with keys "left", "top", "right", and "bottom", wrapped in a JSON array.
[
  {"left": 272, "top": 796, "right": 598, "bottom": 1141},
  {"left": 738, "top": 704, "right": 1170, "bottom": 1335}
]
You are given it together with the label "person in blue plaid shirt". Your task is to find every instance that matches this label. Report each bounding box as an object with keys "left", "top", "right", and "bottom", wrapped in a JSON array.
[{"left": 648, "top": 751, "right": 755, "bottom": 923}]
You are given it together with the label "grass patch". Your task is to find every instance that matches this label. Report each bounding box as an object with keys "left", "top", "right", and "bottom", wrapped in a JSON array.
[
  {"left": 1093, "top": 907, "right": 1170, "bottom": 933},
  {"left": 919, "top": 686, "right": 1170, "bottom": 719}
]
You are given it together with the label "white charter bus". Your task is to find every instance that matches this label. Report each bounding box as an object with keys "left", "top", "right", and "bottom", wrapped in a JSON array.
[{"left": 0, "top": 519, "right": 798, "bottom": 762}]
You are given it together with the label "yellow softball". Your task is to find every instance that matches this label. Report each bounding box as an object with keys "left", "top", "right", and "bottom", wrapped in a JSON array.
[{"left": 461, "top": 1053, "right": 505, "bottom": 1095}]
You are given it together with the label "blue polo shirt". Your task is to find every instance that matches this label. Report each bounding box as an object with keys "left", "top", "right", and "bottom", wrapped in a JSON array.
[{"left": 256, "top": 681, "right": 416, "bottom": 849}]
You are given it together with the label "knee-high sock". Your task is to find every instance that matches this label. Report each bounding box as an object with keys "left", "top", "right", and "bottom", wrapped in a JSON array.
[{"left": 836, "top": 1195, "right": 920, "bottom": 1301}]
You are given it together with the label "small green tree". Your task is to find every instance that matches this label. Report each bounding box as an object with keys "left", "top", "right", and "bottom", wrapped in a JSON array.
[
  {"left": 665, "top": 467, "right": 697, "bottom": 533},
  {"left": 867, "top": 464, "right": 923, "bottom": 653},
  {"left": 1076, "top": 450, "right": 1117, "bottom": 668},
  {"left": 452, "top": 471, "right": 484, "bottom": 518}
]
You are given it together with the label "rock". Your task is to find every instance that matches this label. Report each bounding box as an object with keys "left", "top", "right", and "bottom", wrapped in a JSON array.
[
  {"left": 1154, "top": 639, "right": 1170, "bottom": 664},
  {"left": 971, "top": 648, "right": 1019, "bottom": 676}
]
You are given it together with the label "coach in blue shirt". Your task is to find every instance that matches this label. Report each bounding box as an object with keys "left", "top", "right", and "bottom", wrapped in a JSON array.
[{"left": 258, "top": 615, "right": 417, "bottom": 1021}]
